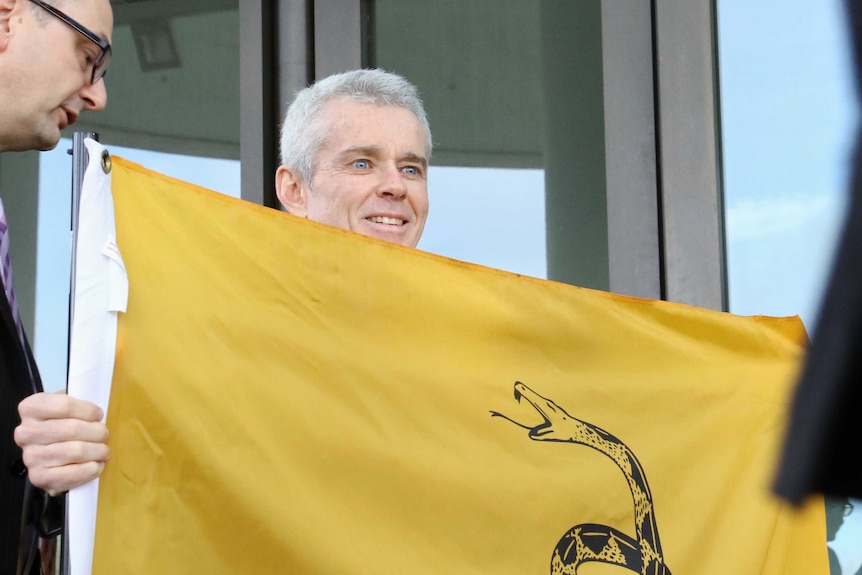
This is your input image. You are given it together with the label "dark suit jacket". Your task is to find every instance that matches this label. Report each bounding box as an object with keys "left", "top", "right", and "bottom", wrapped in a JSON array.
[
  {"left": 0, "top": 288, "right": 43, "bottom": 575},
  {"left": 773, "top": 0, "right": 862, "bottom": 503}
]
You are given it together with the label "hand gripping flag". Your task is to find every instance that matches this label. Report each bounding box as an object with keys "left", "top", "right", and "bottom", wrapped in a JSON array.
[{"left": 70, "top": 140, "right": 826, "bottom": 574}]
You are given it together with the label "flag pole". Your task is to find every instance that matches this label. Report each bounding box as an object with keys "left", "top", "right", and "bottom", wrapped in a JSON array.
[{"left": 62, "top": 130, "right": 98, "bottom": 575}]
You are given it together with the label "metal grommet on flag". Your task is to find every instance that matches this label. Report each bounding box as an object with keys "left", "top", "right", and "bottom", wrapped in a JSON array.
[{"left": 101, "top": 149, "right": 112, "bottom": 174}]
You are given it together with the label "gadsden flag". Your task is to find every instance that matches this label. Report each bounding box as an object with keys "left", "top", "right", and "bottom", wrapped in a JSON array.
[{"left": 68, "top": 140, "right": 826, "bottom": 574}]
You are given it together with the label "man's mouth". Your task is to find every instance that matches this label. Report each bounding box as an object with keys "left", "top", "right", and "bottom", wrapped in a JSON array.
[
  {"left": 59, "top": 107, "right": 78, "bottom": 129},
  {"left": 367, "top": 216, "right": 406, "bottom": 226}
]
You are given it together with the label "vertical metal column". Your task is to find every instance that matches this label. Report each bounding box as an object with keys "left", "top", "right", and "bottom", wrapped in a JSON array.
[
  {"left": 241, "top": 0, "right": 316, "bottom": 207},
  {"left": 239, "top": 0, "right": 278, "bottom": 206},
  {"left": 602, "top": 0, "right": 662, "bottom": 300},
  {"left": 541, "top": 0, "right": 610, "bottom": 291},
  {"left": 654, "top": 0, "right": 727, "bottom": 310},
  {"left": 313, "top": 0, "right": 362, "bottom": 79},
  {"left": 276, "top": 0, "right": 314, "bottom": 120}
]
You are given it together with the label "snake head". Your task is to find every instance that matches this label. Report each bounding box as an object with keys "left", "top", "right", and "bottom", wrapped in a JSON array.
[
  {"left": 513, "top": 381, "right": 574, "bottom": 440},
  {"left": 490, "top": 381, "right": 578, "bottom": 442}
]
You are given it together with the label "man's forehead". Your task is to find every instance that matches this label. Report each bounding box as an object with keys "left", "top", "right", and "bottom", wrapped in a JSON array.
[{"left": 319, "top": 100, "right": 424, "bottom": 142}]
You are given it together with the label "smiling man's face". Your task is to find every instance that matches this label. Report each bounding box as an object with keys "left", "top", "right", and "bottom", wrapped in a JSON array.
[{"left": 276, "top": 98, "right": 429, "bottom": 248}]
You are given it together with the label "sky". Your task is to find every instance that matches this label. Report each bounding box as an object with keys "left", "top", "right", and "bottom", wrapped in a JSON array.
[
  {"left": 32, "top": 0, "right": 860, "bottom": 569},
  {"left": 719, "top": 0, "right": 857, "bottom": 331}
]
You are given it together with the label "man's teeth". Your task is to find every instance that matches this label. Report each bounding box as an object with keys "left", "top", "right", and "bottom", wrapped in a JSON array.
[{"left": 368, "top": 216, "right": 404, "bottom": 225}]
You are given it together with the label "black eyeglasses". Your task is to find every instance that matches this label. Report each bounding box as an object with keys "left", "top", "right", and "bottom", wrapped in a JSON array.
[{"left": 28, "top": 0, "right": 111, "bottom": 84}]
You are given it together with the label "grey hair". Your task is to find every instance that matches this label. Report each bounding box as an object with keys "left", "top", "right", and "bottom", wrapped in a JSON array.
[
  {"left": 30, "top": 0, "right": 64, "bottom": 23},
  {"left": 279, "top": 68, "right": 432, "bottom": 184}
]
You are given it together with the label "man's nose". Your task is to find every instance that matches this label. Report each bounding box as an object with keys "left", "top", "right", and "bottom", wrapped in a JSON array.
[
  {"left": 376, "top": 164, "right": 408, "bottom": 198},
  {"left": 80, "top": 79, "right": 108, "bottom": 113}
]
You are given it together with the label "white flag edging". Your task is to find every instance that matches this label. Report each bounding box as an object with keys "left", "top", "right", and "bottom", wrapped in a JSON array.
[{"left": 67, "top": 138, "right": 126, "bottom": 575}]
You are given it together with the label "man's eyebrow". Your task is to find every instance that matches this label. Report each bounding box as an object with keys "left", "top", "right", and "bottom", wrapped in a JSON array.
[
  {"left": 337, "top": 147, "right": 428, "bottom": 169},
  {"left": 338, "top": 145, "right": 382, "bottom": 159},
  {"left": 402, "top": 152, "right": 428, "bottom": 170}
]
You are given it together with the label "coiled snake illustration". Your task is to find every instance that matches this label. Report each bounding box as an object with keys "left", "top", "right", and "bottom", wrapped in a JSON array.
[{"left": 491, "top": 381, "right": 672, "bottom": 575}]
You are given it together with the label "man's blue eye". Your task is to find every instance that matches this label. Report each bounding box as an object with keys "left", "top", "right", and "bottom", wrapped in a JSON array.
[{"left": 353, "top": 160, "right": 369, "bottom": 169}]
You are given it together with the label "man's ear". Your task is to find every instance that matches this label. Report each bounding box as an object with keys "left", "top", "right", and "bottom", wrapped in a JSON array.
[
  {"left": 0, "top": 0, "right": 20, "bottom": 51},
  {"left": 275, "top": 165, "right": 309, "bottom": 217}
]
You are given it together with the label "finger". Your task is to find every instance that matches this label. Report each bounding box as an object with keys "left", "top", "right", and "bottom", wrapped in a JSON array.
[
  {"left": 18, "top": 393, "right": 104, "bottom": 423},
  {"left": 27, "top": 461, "right": 106, "bottom": 497},
  {"left": 21, "top": 441, "right": 111, "bottom": 470},
  {"left": 14, "top": 418, "right": 109, "bottom": 447}
]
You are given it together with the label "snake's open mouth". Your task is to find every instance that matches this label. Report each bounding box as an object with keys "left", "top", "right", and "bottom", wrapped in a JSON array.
[{"left": 490, "top": 381, "right": 553, "bottom": 435}]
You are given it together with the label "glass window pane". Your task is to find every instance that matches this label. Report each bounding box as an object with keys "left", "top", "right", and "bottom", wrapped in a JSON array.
[
  {"left": 719, "top": 0, "right": 855, "bottom": 329},
  {"left": 418, "top": 167, "right": 546, "bottom": 279},
  {"left": 370, "top": 0, "right": 627, "bottom": 291},
  {"left": 372, "top": 0, "right": 547, "bottom": 279}
]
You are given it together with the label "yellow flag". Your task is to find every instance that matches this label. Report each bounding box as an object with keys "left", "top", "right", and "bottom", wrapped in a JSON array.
[{"left": 91, "top": 156, "right": 826, "bottom": 574}]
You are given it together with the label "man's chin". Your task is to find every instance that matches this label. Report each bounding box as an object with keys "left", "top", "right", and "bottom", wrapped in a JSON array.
[
  {"left": 39, "top": 130, "right": 63, "bottom": 151},
  {"left": 28, "top": 126, "right": 62, "bottom": 152},
  {"left": 37, "top": 140, "right": 60, "bottom": 152},
  {"left": 6, "top": 138, "right": 59, "bottom": 153}
]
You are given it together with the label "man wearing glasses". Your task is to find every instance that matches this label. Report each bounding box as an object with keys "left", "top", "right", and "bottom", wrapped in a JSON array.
[{"left": 0, "top": 0, "right": 113, "bottom": 573}]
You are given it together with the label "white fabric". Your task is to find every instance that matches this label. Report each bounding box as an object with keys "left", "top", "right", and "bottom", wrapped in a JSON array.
[{"left": 67, "top": 138, "right": 125, "bottom": 575}]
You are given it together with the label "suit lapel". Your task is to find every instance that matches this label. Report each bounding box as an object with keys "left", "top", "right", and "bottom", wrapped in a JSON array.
[{"left": 0, "top": 290, "right": 39, "bottom": 394}]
